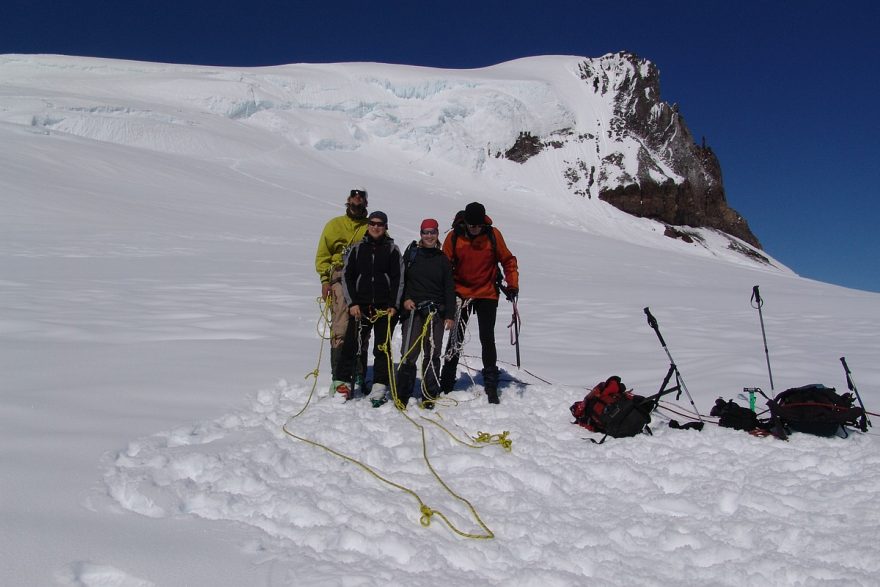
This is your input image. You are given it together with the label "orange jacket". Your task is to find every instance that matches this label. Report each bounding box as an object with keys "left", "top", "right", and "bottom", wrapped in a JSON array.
[{"left": 442, "top": 222, "right": 518, "bottom": 300}]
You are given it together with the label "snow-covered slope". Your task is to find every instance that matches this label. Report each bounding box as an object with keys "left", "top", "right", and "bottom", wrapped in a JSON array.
[
  {"left": 1, "top": 53, "right": 763, "bottom": 257},
  {"left": 1, "top": 54, "right": 879, "bottom": 586}
]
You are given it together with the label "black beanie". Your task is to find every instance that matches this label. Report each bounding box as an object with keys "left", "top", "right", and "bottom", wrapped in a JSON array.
[
  {"left": 464, "top": 202, "right": 486, "bottom": 225},
  {"left": 368, "top": 210, "right": 388, "bottom": 225}
]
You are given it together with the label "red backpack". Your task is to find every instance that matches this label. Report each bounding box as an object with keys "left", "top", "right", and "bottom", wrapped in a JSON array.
[{"left": 570, "top": 376, "right": 653, "bottom": 441}]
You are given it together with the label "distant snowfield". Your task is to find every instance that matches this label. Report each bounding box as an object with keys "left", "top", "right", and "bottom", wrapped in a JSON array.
[{"left": 2, "top": 54, "right": 879, "bottom": 586}]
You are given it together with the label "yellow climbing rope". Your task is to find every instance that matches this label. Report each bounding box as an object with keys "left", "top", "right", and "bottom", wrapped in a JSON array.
[
  {"left": 386, "top": 310, "right": 511, "bottom": 450},
  {"left": 281, "top": 298, "right": 510, "bottom": 539}
]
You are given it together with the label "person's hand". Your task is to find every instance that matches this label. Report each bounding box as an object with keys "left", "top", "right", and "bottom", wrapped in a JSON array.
[
  {"left": 403, "top": 299, "right": 416, "bottom": 311},
  {"left": 388, "top": 307, "right": 397, "bottom": 318},
  {"left": 321, "top": 283, "right": 331, "bottom": 300},
  {"left": 444, "top": 319, "right": 455, "bottom": 331},
  {"left": 349, "top": 305, "right": 361, "bottom": 319},
  {"left": 505, "top": 287, "right": 519, "bottom": 301}
]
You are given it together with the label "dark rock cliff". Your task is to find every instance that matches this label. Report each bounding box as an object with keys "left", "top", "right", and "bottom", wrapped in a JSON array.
[{"left": 502, "top": 52, "right": 761, "bottom": 249}]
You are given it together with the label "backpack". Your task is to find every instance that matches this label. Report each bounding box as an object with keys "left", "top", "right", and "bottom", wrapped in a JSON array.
[
  {"left": 449, "top": 211, "right": 509, "bottom": 297},
  {"left": 570, "top": 376, "right": 653, "bottom": 442},
  {"left": 710, "top": 398, "right": 760, "bottom": 431},
  {"left": 767, "top": 384, "right": 866, "bottom": 438},
  {"left": 450, "top": 210, "right": 498, "bottom": 257}
]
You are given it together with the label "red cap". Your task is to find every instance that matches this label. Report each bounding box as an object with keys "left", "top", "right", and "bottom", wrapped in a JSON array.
[{"left": 420, "top": 218, "right": 439, "bottom": 231}]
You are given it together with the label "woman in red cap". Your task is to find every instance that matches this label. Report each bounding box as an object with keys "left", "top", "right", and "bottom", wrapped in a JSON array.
[{"left": 395, "top": 219, "right": 456, "bottom": 408}]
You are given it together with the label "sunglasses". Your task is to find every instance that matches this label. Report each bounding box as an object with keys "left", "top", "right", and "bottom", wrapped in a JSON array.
[
  {"left": 368, "top": 221, "right": 386, "bottom": 227},
  {"left": 420, "top": 229, "right": 439, "bottom": 235},
  {"left": 466, "top": 223, "right": 485, "bottom": 229},
  {"left": 349, "top": 190, "right": 367, "bottom": 199}
]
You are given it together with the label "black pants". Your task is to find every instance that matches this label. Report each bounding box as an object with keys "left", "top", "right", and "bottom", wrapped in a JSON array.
[
  {"left": 441, "top": 298, "right": 498, "bottom": 388},
  {"left": 337, "top": 309, "right": 397, "bottom": 386},
  {"left": 398, "top": 309, "right": 445, "bottom": 400}
]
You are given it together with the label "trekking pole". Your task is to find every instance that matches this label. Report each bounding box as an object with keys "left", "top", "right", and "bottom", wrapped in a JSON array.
[
  {"left": 840, "top": 356, "right": 871, "bottom": 431},
  {"left": 507, "top": 297, "right": 522, "bottom": 368},
  {"left": 643, "top": 307, "right": 703, "bottom": 422},
  {"left": 750, "top": 285, "right": 775, "bottom": 391}
]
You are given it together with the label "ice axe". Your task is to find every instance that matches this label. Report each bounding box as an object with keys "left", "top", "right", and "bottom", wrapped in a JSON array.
[{"left": 507, "top": 296, "right": 521, "bottom": 368}]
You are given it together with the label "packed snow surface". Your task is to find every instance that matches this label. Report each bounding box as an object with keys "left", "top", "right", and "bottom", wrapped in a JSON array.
[{"left": 2, "top": 54, "right": 879, "bottom": 586}]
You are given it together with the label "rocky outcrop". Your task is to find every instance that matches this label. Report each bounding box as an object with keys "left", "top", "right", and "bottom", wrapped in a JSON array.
[
  {"left": 599, "top": 149, "right": 760, "bottom": 247},
  {"left": 501, "top": 52, "right": 761, "bottom": 249}
]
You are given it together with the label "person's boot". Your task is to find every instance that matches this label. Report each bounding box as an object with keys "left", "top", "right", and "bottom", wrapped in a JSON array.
[
  {"left": 483, "top": 366, "right": 500, "bottom": 404},
  {"left": 440, "top": 361, "right": 457, "bottom": 393},
  {"left": 422, "top": 365, "right": 442, "bottom": 409},
  {"left": 335, "top": 381, "right": 353, "bottom": 401},
  {"left": 367, "top": 383, "right": 389, "bottom": 407},
  {"left": 395, "top": 363, "right": 417, "bottom": 408},
  {"left": 329, "top": 347, "right": 342, "bottom": 394}
]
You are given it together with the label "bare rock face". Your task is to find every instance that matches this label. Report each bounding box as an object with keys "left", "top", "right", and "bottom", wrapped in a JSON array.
[{"left": 501, "top": 52, "right": 761, "bottom": 249}]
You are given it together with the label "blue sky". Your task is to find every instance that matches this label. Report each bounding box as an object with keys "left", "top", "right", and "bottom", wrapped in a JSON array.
[{"left": 4, "top": 0, "right": 878, "bottom": 292}]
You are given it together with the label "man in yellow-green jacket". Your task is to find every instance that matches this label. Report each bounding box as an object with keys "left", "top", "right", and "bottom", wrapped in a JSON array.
[{"left": 315, "top": 188, "right": 369, "bottom": 392}]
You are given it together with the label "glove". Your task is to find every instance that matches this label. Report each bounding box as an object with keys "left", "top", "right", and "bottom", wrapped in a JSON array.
[{"left": 505, "top": 287, "right": 518, "bottom": 301}]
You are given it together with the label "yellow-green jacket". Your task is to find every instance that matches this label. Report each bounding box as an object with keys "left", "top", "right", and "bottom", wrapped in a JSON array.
[{"left": 315, "top": 214, "right": 369, "bottom": 284}]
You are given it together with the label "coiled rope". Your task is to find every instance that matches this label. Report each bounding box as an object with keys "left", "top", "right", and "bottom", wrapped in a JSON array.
[{"left": 282, "top": 297, "right": 507, "bottom": 539}]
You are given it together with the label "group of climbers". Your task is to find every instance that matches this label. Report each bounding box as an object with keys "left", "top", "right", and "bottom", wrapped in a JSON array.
[{"left": 314, "top": 188, "right": 518, "bottom": 407}]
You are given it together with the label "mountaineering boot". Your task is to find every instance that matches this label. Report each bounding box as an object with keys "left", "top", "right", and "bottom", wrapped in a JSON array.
[
  {"left": 367, "top": 383, "right": 389, "bottom": 408},
  {"left": 330, "top": 347, "right": 342, "bottom": 379},
  {"left": 335, "top": 381, "right": 353, "bottom": 401},
  {"left": 483, "top": 366, "right": 500, "bottom": 404},
  {"left": 395, "top": 363, "right": 417, "bottom": 408},
  {"left": 329, "top": 347, "right": 343, "bottom": 394},
  {"left": 440, "top": 361, "right": 457, "bottom": 394}
]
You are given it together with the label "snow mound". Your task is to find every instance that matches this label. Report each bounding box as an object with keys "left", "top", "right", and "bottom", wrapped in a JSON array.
[{"left": 101, "top": 378, "right": 880, "bottom": 585}]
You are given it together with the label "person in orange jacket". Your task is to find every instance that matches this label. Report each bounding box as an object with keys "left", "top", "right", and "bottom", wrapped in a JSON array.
[{"left": 439, "top": 202, "right": 518, "bottom": 403}]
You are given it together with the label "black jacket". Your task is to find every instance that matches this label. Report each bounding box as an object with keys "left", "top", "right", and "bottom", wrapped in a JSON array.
[
  {"left": 402, "top": 243, "right": 456, "bottom": 320},
  {"left": 342, "top": 234, "right": 404, "bottom": 309}
]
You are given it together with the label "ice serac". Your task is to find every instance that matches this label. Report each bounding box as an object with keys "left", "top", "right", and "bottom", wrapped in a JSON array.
[{"left": 506, "top": 52, "right": 760, "bottom": 248}]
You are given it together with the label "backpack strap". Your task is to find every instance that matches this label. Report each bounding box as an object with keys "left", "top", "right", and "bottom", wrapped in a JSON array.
[
  {"left": 449, "top": 222, "right": 498, "bottom": 268},
  {"left": 403, "top": 240, "right": 419, "bottom": 270}
]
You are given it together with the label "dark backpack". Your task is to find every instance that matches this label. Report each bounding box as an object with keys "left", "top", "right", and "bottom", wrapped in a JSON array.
[
  {"left": 767, "top": 384, "right": 865, "bottom": 437},
  {"left": 710, "top": 398, "right": 760, "bottom": 431},
  {"left": 449, "top": 211, "right": 510, "bottom": 297},
  {"left": 570, "top": 376, "right": 653, "bottom": 442},
  {"left": 450, "top": 210, "right": 497, "bottom": 254}
]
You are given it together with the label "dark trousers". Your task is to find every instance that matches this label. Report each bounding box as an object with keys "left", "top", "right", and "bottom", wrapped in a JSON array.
[
  {"left": 337, "top": 309, "right": 397, "bottom": 387},
  {"left": 440, "top": 298, "right": 498, "bottom": 390},
  {"left": 398, "top": 309, "right": 445, "bottom": 401}
]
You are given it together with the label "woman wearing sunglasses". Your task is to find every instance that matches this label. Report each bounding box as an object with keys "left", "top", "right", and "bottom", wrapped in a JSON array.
[
  {"left": 336, "top": 211, "right": 403, "bottom": 401},
  {"left": 394, "top": 219, "right": 456, "bottom": 409}
]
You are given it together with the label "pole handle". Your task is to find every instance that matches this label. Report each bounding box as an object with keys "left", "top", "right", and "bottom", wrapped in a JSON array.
[
  {"left": 751, "top": 285, "right": 763, "bottom": 308},
  {"left": 644, "top": 307, "right": 666, "bottom": 347},
  {"left": 840, "top": 356, "right": 854, "bottom": 391}
]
